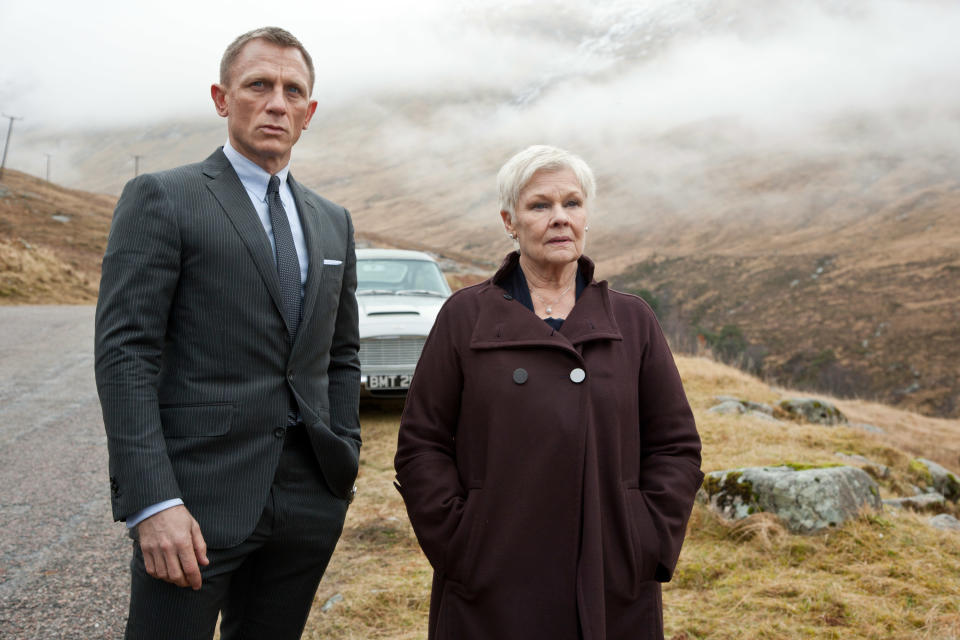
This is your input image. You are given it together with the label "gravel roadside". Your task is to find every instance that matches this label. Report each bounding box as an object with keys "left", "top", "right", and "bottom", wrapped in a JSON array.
[{"left": 0, "top": 305, "right": 128, "bottom": 639}]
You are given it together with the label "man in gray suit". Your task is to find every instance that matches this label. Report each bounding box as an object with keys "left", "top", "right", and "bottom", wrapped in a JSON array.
[{"left": 95, "top": 26, "right": 360, "bottom": 639}]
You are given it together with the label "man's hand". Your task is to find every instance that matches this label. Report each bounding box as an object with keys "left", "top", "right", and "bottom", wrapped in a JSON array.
[{"left": 136, "top": 505, "right": 209, "bottom": 590}]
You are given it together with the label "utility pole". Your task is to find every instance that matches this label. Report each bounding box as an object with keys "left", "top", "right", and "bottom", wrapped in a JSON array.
[
  {"left": 44, "top": 153, "right": 52, "bottom": 182},
  {"left": 0, "top": 114, "right": 24, "bottom": 181},
  {"left": 133, "top": 154, "right": 143, "bottom": 177}
]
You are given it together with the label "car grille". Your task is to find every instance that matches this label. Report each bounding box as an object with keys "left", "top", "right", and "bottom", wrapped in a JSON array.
[{"left": 360, "top": 337, "right": 426, "bottom": 367}]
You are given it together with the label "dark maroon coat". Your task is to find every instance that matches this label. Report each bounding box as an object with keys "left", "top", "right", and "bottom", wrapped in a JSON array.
[{"left": 395, "top": 253, "right": 703, "bottom": 640}]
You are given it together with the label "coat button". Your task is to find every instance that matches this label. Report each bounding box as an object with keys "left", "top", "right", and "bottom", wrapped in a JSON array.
[
  {"left": 503, "top": 293, "right": 513, "bottom": 300},
  {"left": 569, "top": 368, "right": 586, "bottom": 383},
  {"left": 513, "top": 368, "right": 528, "bottom": 384},
  {"left": 274, "top": 427, "right": 285, "bottom": 439}
]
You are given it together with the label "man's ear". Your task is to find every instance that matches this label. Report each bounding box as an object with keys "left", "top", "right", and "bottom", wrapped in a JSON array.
[
  {"left": 302, "top": 99, "right": 319, "bottom": 130},
  {"left": 211, "top": 84, "right": 229, "bottom": 117}
]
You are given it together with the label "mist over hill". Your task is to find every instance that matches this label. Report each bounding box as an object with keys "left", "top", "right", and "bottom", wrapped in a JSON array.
[{"left": 3, "top": 0, "right": 958, "bottom": 415}]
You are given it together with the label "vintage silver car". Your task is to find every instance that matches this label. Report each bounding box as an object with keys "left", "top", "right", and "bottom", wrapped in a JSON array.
[{"left": 356, "top": 248, "right": 451, "bottom": 398}]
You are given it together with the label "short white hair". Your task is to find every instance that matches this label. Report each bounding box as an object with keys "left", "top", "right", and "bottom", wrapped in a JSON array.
[{"left": 497, "top": 145, "right": 596, "bottom": 220}]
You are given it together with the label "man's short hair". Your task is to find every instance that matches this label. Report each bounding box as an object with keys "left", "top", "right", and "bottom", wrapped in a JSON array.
[{"left": 220, "top": 26, "right": 315, "bottom": 95}]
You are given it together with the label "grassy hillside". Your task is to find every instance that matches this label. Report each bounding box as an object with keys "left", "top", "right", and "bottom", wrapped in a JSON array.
[
  {"left": 0, "top": 169, "right": 114, "bottom": 303},
  {"left": 303, "top": 356, "right": 960, "bottom": 640}
]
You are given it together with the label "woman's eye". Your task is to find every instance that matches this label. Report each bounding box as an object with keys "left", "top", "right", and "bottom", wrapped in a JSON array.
[{"left": 565, "top": 200, "right": 582, "bottom": 208}]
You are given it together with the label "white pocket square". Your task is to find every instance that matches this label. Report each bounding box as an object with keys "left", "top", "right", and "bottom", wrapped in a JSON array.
[{"left": 322, "top": 259, "right": 343, "bottom": 266}]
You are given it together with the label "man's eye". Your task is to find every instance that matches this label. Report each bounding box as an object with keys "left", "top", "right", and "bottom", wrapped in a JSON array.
[
  {"left": 250, "top": 81, "right": 264, "bottom": 88},
  {"left": 287, "top": 86, "right": 302, "bottom": 95}
]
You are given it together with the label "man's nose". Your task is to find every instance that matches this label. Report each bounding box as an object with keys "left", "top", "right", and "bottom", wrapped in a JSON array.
[{"left": 265, "top": 86, "right": 287, "bottom": 113}]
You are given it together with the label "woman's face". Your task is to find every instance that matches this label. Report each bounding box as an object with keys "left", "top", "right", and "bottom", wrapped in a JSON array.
[{"left": 502, "top": 168, "right": 587, "bottom": 271}]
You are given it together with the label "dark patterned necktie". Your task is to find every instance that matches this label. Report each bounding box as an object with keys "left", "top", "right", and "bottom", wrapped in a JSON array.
[{"left": 267, "top": 175, "right": 302, "bottom": 341}]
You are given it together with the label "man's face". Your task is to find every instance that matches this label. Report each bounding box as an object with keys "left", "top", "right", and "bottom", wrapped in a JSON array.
[{"left": 211, "top": 39, "right": 317, "bottom": 174}]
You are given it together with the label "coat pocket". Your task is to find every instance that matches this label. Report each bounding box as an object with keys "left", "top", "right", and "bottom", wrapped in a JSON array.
[
  {"left": 159, "top": 402, "right": 233, "bottom": 438},
  {"left": 443, "top": 488, "right": 484, "bottom": 586},
  {"left": 624, "top": 487, "right": 661, "bottom": 583}
]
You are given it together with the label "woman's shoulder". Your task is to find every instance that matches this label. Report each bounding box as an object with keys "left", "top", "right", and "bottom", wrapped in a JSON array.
[{"left": 604, "top": 285, "right": 660, "bottom": 325}]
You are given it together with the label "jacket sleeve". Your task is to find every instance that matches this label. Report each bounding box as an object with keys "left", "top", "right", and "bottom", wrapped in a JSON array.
[
  {"left": 394, "top": 301, "right": 467, "bottom": 573},
  {"left": 94, "top": 173, "right": 183, "bottom": 521},
  {"left": 636, "top": 307, "right": 704, "bottom": 581},
  {"left": 326, "top": 207, "right": 361, "bottom": 457}
]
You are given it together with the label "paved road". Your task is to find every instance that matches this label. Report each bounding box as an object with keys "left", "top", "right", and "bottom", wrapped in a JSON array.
[{"left": 0, "top": 306, "right": 128, "bottom": 639}]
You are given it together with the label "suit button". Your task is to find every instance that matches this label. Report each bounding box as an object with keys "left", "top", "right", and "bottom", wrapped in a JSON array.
[
  {"left": 512, "top": 368, "right": 528, "bottom": 384},
  {"left": 274, "top": 427, "right": 285, "bottom": 439},
  {"left": 570, "top": 368, "right": 586, "bottom": 383},
  {"left": 503, "top": 293, "right": 513, "bottom": 300}
]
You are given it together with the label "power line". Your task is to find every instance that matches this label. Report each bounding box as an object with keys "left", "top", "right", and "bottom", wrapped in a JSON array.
[{"left": 0, "top": 114, "right": 24, "bottom": 181}]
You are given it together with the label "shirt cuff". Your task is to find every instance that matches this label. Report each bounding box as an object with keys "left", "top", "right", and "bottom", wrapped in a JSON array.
[{"left": 125, "top": 498, "right": 185, "bottom": 529}]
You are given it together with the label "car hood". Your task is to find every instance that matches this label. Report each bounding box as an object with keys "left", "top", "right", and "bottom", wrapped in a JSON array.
[{"left": 356, "top": 293, "right": 445, "bottom": 339}]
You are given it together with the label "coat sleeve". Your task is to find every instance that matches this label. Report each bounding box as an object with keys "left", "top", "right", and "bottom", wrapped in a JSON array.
[
  {"left": 394, "top": 300, "right": 468, "bottom": 574},
  {"left": 635, "top": 308, "right": 704, "bottom": 582},
  {"left": 326, "top": 207, "right": 361, "bottom": 456},
  {"left": 94, "top": 173, "right": 183, "bottom": 521}
]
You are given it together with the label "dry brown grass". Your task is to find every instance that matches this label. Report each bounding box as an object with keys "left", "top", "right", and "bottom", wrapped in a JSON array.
[
  {"left": 300, "top": 355, "right": 960, "bottom": 639},
  {"left": 0, "top": 238, "right": 98, "bottom": 303},
  {"left": 0, "top": 168, "right": 113, "bottom": 304}
]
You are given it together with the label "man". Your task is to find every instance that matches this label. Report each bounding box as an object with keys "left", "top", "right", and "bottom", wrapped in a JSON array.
[{"left": 95, "top": 27, "right": 360, "bottom": 639}]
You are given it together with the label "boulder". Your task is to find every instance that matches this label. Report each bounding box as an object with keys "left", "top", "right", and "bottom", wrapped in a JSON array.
[
  {"left": 834, "top": 452, "right": 890, "bottom": 479},
  {"left": 882, "top": 493, "right": 945, "bottom": 511},
  {"left": 929, "top": 514, "right": 960, "bottom": 532},
  {"left": 707, "top": 400, "right": 747, "bottom": 415},
  {"left": 714, "top": 396, "right": 774, "bottom": 415},
  {"left": 708, "top": 398, "right": 783, "bottom": 423},
  {"left": 777, "top": 398, "right": 847, "bottom": 425},
  {"left": 698, "top": 465, "right": 881, "bottom": 534},
  {"left": 911, "top": 458, "right": 960, "bottom": 502}
]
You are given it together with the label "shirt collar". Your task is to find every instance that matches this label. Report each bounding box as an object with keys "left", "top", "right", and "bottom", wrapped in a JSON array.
[{"left": 222, "top": 139, "right": 291, "bottom": 201}]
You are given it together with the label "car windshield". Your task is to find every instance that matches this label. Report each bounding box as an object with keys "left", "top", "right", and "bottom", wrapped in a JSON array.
[{"left": 357, "top": 259, "right": 451, "bottom": 296}]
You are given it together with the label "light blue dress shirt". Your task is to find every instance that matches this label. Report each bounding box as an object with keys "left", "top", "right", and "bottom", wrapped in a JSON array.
[{"left": 126, "top": 141, "right": 309, "bottom": 529}]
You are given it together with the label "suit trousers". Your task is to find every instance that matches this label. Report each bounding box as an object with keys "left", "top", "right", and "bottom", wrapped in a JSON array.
[{"left": 124, "top": 425, "right": 349, "bottom": 640}]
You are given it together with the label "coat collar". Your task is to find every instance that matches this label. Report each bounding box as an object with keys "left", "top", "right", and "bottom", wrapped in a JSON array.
[{"left": 470, "top": 252, "right": 622, "bottom": 353}]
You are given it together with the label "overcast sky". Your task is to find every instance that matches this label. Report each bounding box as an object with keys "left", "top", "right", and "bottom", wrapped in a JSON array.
[{"left": 2, "top": 0, "right": 960, "bottom": 146}]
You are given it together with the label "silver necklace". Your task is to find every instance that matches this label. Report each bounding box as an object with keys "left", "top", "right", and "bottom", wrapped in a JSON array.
[{"left": 529, "top": 279, "right": 574, "bottom": 315}]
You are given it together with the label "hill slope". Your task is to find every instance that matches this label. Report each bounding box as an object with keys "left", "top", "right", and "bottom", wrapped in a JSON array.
[{"left": 0, "top": 170, "right": 114, "bottom": 303}]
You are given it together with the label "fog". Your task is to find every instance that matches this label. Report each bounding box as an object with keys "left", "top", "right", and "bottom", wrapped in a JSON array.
[{"left": 2, "top": 0, "right": 960, "bottom": 195}]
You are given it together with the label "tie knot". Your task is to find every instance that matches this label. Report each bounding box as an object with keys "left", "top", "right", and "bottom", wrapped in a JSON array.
[{"left": 267, "top": 175, "right": 281, "bottom": 196}]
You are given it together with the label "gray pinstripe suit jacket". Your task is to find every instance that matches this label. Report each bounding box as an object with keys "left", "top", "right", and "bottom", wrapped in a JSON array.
[{"left": 95, "top": 148, "right": 361, "bottom": 548}]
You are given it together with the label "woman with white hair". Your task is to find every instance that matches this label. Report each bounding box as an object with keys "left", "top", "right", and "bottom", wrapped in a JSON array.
[{"left": 395, "top": 145, "right": 703, "bottom": 640}]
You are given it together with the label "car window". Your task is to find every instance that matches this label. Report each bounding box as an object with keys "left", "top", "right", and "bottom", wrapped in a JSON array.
[{"left": 357, "top": 259, "right": 451, "bottom": 295}]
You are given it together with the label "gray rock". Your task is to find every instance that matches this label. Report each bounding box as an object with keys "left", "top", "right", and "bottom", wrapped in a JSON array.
[
  {"left": 913, "top": 458, "right": 960, "bottom": 501},
  {"left": 707, "top": 400, "right": 746, "bottom": 415},
  {"left": 882, "top": 493, "right": 945, "bottom": 510},
  {"left": 834, "top": 452, "right": 890, "bottom": 479},
  {"left": 929, "top": 514, "right": 960, "bottom": 532},
  {"left": 321, "top": 593, "right": 344, "bottom": 612},
  {"left": 698, "top": 465, "right": 881, "bottom": 534},
  {"left": 713, "top": 396, "right": 774, "bottom": 415},
  {"left": 849, "top": 422, "right": 885, "bottom": 434},
  {"left": 778, "top": 398, "right": 847, "bottom": 425}
]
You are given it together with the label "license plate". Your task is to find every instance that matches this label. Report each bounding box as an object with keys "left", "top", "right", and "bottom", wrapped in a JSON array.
[{"left": 368, "top": 374, "right": 412, "bottom": 390}]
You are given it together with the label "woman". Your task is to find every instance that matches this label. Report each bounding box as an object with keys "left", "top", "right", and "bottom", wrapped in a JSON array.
[{"left": 394, "top": 145, "right": 703, "bottom": 640}]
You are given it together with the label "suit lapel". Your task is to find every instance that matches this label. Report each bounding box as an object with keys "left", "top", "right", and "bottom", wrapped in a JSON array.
[
  {"left": 202, "top": 149, "right": 286, "bottom": 320},
  {"left": 289, "top": 175, "right": 323, "bottom": 350}
]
